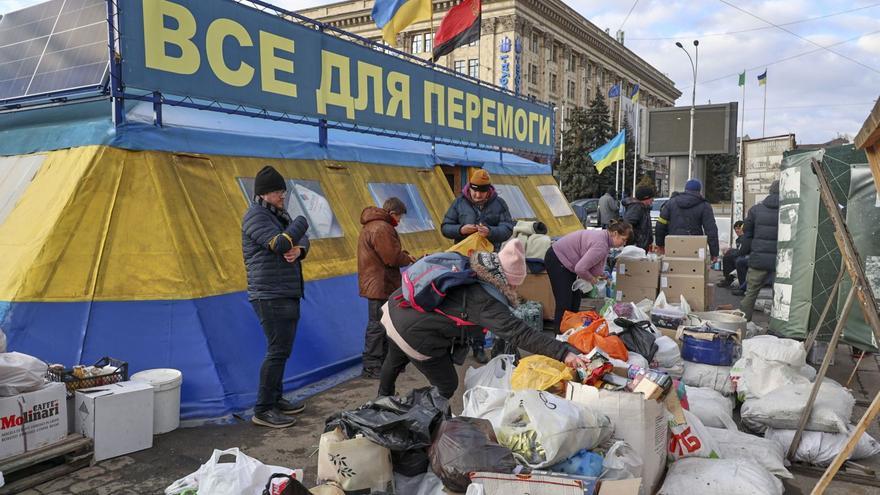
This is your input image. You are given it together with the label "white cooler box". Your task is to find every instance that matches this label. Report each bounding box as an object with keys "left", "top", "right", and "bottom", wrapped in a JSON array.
[{"left": 75, "top": 381, "right": 154, "bottom": 461}]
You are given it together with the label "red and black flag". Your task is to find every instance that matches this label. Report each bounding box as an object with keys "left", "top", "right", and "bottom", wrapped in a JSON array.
[{"left": 432, "top": 0, "right": 481, "bottom": 62}]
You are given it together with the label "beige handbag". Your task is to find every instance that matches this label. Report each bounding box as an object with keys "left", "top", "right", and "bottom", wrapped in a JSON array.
[{"left": 317, "top": 427, "right": 394, "bottom": 493}]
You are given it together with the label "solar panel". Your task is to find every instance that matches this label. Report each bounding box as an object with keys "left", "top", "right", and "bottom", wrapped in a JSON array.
[{"left": 0, "top": 0, "right": 108, "bottom": 101}]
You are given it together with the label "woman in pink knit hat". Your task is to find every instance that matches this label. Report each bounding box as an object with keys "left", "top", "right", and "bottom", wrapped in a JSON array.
[{"left": 378, "top": 239, "right": 589, "bottom": 399}]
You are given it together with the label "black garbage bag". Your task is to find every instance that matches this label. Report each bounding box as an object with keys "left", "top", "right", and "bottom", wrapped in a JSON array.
[
  {"left": 615, "top": 317, "right": 659, "bottom": 362},
  {"left": 325, "top": 387, "right": 450, "bottom": 476},
  {"left": 429, "top": 417, "right": 518, "bottom": 492}
]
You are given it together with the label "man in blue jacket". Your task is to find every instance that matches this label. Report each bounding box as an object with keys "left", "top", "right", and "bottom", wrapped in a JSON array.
[
  {"left": 441, "top": 169, "right": 514, "bottom": 363},
  {"left": 655, "top": 179, "right": 720, "bottom": 262},
  {"left": 242, "top": 166, "right": 310, "bottom": 428}
]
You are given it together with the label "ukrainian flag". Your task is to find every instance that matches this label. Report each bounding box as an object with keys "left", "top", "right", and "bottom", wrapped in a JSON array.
[
  {"left": 589, "top": 130, "right": 626, "bottom": 173},
  {"left": 373, "top": 0, "right": 433, "bottom": 45}
]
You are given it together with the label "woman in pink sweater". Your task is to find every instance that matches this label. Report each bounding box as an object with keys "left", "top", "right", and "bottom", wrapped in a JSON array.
[{"left": 544, "top": 221, "right": 632, "bottom": 330}]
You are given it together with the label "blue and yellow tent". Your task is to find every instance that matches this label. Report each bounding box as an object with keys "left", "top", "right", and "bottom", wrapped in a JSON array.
[{"left": 0, "top": 101, "right": 581, "bottom": 420}]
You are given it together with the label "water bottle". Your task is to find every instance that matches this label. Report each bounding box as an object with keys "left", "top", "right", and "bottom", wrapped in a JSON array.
[{"left": 484, "top": 331, "right": 495, "bottom": 350}]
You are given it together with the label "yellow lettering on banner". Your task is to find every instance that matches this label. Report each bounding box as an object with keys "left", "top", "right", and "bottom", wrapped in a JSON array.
[
  {"left": 447, "top": 88, "right": 464, "bottom": 130},
  {"left": 514, "top": 108, "right": 528, "bottom": 141},
  {"left": 497, "top": 103, "right": 514, "bottom": 139},
  {"left": 539, "top": 115, "right": 551, "bottom": 146},
  {"left": 259, "top": 31, "right": 297, "bottom": 97},
  {"left": 143, "top": 0, "right": 200, "bottom": 75},
  {"left": 481, "top": 98, "right": 496, "bottom": 136},
  {"left": 386, "top": 72, "right": 410, "bottom": 119},
  {"left": 353, "top": 61, "right": 384, "bottom": 114},
  {"left": 206, "top": 19, "right": 254, "bottom": 87},
  {"left": 424, "top": 82, "right": 445, "bottom": 126},
  {"left": 316, "top": 50, "right": 354, "bottom": 119},
  {"left": 464, "top": 93, "right": 480, "bottom": 132},
  {"left": 528, "top": 112, "right": 541, "bottom": 144}
]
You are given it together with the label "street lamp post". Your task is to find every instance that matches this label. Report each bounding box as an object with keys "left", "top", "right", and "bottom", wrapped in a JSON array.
[{"left": 676, "top": 40, "right": 699, "bottom": 179}]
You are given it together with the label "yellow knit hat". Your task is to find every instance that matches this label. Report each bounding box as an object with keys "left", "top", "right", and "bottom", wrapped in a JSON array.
[{"left": 469, "top": 169, "right": 491, "bottom": 186}]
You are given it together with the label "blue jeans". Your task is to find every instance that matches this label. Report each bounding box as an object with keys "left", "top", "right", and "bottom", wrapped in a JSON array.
[
  {"left": 735, "top": 255, "right": 750, "bottom": 289},
  {"left": 251, "top": 298, "right": 300, "bottom": 414}
]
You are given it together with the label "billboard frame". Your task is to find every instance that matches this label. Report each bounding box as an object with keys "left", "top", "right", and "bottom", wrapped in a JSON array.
[{"left": 645, "top": 102, "right": 737, "bottom": 157}]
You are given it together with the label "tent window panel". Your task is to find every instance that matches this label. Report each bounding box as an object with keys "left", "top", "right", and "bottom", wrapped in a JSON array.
[
  {"left": 0, "top": 154, "right": 46, "bottom": 225},
  {"left": 537, "top": 184, "right": 574, "bottom": 217},
  {"left": 236, "top": 177, "right": 344, "bottom": 239},
  {"left": 494, "top": 184, "right": 536, "bottom": 219},
  {"left": 367, "top": 182, "right": 435, "bottom": 234}
]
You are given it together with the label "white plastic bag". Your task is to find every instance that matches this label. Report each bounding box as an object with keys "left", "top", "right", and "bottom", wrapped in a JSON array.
[
  {"left": 600, "top": 441, "right": 643, "bottom": 480},
  {"left": 465, "top": 354, "right": 515, "bottom": 391},
  {"left": 667, "top": 409, "right": 721, "bottom": 461},
  {"left": 394, "top": 472, "right": 447, "bottom": 495},
  {"left": 705, "top": 427, "right": 792, "bottom": 479},
  {"left": 658, "top": 458, "right": 783, "bottom": 495},
  {"left": 317, "top": 428, "right": 393, "bottom": 492},
  {"left": 461, "top": 386, "right": 512, "bottom": 430},
  {"left": 497, "top": 390, "right": 612, "bottom": 468},
  {"left": 654, "top": 336, "right": 683, "bottom": 369},
  {"left": 685, "top": 386, "right": 737, "bottom": 430},
  {"left": 765, "top": 427, "right": 880, "bottom": 466},
  {"left": 681, "top": 361, "right": 734, "bottom": 396},
  {"left": 740, "top": 381, "right": 854, "bottom": 434},
  {"left": 626, "top": 352, "right": 649, "bottom": 370},
  {"left": 0, "top": 352, "right": 48, "bottom": 397},
  {"left": 165, "top": 448, "right": 299, "bottom": 495},
  {"left": 618, "top": 246, "right": 647, "bottom": 259}
]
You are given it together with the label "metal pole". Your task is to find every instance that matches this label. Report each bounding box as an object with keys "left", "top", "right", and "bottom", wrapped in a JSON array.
[
  {"left": 633, "top": 105, "right": 639, "bottom": 197},
  {"left": 616, "top": 78, "right": 623, "bottom": 199},
  {"left": 762, "top": 74, "right": 768, "bottom": 138},
  {"left": 676, "top": 42, "right": 697, "bottom": 180}
]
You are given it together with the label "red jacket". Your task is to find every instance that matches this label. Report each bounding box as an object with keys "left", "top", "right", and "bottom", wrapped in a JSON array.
[{"left": 358, "top": 207, "right": 412, "bottom": 300}]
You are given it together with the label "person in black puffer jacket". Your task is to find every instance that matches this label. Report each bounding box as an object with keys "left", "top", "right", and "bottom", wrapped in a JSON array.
[
  {"left": 655, "top": 179, "right": 720, "bottom": 260},
  {"left": 737, "top": 180, "right": 780, "bottom": 320},
  {"left": 623, "top": 186, "right": 655, "bottom": 251},
  {"left": 242, "top": 166, "right": 310, "bottom": 428}
]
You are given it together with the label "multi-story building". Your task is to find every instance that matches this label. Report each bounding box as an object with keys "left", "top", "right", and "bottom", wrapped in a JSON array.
[{"left": 300, "top": 0, "right": 681, "bottom": 143}]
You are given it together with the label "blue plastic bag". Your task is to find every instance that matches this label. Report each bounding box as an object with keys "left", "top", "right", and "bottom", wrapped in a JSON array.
[{"left": 548, "top": 449, "right": 604, "bottom": 477}]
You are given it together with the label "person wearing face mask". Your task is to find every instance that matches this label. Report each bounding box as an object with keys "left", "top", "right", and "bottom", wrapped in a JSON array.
[
  {"left": 242, "top": 165, "right": 310, "bottom": 429},
  {"left": 441, "top": 169, "right": 514, "bottom": 363},
  {"left": 544, "top": 221, "right": 633, "bottom": 331}
]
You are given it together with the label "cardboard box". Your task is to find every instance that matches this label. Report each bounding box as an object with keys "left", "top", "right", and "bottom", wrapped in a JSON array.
[
  {"left": 0, "top": 382, "right": 67, "bottom": 460},
  {"left": 566, "top": 383, "right": 667, "bottom": 495},
  {"left": 615, "top": 286, "right": 658, "bottom": 303},
  {"left": 659, "top": 327, "right": 681, "bottom": 345},
  {"left": 665, "top": 235, "right": 708, "bottom": 259},
  {"left": 518, "top": 272, "right": 554, "bottom": 320},
  {"left": 599, "top": 479, "right": 642, "bottom": 495},
  {"left": 75, "top": 381, "right": 153, "bottom": 461},
  {"left": 661, "top": 256, "right": 707, "bottom": 276},
  {"left": 614, "top": 258, "right": 661, "bottom": 288},
  {"left": 659, "top": 274, "right": 707, "bottom": 311}
]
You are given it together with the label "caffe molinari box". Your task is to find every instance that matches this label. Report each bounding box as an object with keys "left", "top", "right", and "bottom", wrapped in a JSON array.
[{"left": 0, "top": 382, "right": 67, "bottom": 460}]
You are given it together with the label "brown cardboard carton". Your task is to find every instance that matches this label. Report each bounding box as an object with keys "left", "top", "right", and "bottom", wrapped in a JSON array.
[
  {"left": 665, "top": 235, "right": 709, "bottom": 259},
  {"left": 659, "top": 274, "right": 707, "bottom": 311},
  {"left": 615, "top": 286, "right": 658, "bottom": 303},
  {"left": 614, "top": 258, "right": 661, "bottom": 288},
  {"left": 518, "top": 272, "right": 554, "bottom": 320},
  {"left": 661, "top": 256, "right": 707, "bottom": 276}
]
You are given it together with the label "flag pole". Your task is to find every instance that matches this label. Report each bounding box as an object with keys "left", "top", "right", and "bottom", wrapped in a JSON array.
[
  {"left": 762, "top": 71, "right": 767, "bottom": 138},
  {"left": 616, "top": 78, "right": 623, "bottom": 200},
  {"left": 632, "top": 81, "right": 640, "bottom": 198}
]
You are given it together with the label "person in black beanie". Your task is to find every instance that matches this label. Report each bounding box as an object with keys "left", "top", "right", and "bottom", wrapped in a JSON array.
[
  {"left": 622, "top": 186, "right": 655, "bottom": 251},
  {"left": 242, "top": 165, "right": 310, "bottom": 428}
]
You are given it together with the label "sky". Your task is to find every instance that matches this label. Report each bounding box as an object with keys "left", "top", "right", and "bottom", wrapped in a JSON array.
[{"left": 3, "top": 0, "right": 877, "bottom": 144}]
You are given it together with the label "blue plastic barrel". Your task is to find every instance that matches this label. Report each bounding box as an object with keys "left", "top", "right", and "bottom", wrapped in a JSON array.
[{"left": 681, "top": 334, "right": 738, "bottom": 366}]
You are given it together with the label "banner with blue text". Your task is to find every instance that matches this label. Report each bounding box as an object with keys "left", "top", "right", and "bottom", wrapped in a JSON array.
[{"left": 118, "top": 0, "right": 553, "bottom": 155}]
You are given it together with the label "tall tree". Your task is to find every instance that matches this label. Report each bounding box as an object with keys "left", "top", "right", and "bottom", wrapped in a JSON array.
[
  {"left": 620, "top": 115, "right": 635, "bottom": 197},
  {"left": 705, "top": 153, "right": 737, "bottom": 202},
  {"left": 556, "top": 93, "right": 616, "bottom": 200}
]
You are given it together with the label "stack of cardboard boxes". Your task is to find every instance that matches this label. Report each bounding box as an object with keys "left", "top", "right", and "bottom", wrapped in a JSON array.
[
  {"left": 659, "top": 235, "right": 712, "bottom": 311},
  {"left": 614, "top": 256, "right": 661, "bottom": 302}
]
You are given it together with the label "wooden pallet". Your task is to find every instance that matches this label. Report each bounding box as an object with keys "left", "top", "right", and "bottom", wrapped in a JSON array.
[{"left": 0, "top": 434, "right": 93, "bottom": 495}]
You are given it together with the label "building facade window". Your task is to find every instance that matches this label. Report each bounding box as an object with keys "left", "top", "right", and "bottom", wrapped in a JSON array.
[
  {"left": 454, "top": 59, "right": 465, "bottom": 74},
  {"left": 425, "top": 32, "right": 432, "bottom": 52},
  {"left": 549, "top": 73, "right": 557, "bottom": 94},
  {"left": 468, "top": 58, "right": 479, "bottom": 79},
  {"left": 599, "top": 69, "right": 605, "bottom": 87},
  {"left": 529, "top": 63, "right": 538, "bottom": 85},
  {"left": 551, "top": 43, "right": 558, "bottom": 62},
  {"left": 411, "top": 34, "right": 423, "bottom": 54},
  {"left": 568, "top": 53, "right": 576, "bottom": 72},
  {"left": 567, "top": 80, "right": 576, "bottom": 99},
  {"left": 530, "top": 31, "right": 539, "bottom": 52},
  {"left": 586, "top": 63, "right": 592, "bottom": 79},
  {"left": 585, "top": 87, "right": 591, "bottom": 103}
]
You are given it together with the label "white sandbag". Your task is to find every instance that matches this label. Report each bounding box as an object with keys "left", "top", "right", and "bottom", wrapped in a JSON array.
[
  {"left": 685, "top": 386, "right": 737, "bottom": 430},
  {"left": 165, "top": 448, "right": 301, "bottom": 495},
  {"left": 464, "top": 354, "right": 515, "bottom": 391},
  {"left": 741, "top": 381, "right": 854, "bottom": 434},
  {"left": 461, "top": 386, "right": 511, "bottom": 429},
  {"left": 667, "top": 409, "right": 722, "bottom": 461},
  {"left": 799, "top": 364, "right": 817, "bottom": 381},
  {"left": 705, "top": 427, "right": 792, "bottom": 479},
  {"left": 741, "top": 335, "right": 806, "bottom": 367},
  {"left": 627, "top": 352, "right": 649, "bottom": 370},
  {"left": 654, "top": 336, "right": 683, "bottom": 368},
  {"left": 730, "top": 356, "right": 810, "bottom": 401},
  {"left": 601, "top": 440, "right": 643, "bottom": 481},
  {"left": 659, "top": 362, "right": 684, "bottom": 379},
  {"left": 0, "top": 351, "right": 48, "bottom": 396},
  {"left": 766, "top": 427, "right": 880, "bottom": 466},
  {"left": 657, "top": 458, "right": 783, "bottom": 495},
  {"left": 394, "top": 472, "right": 448, "bottom": 495},
  {"left": 497, "top": 390, "right": 612, "bottom": 468},
  {"left": 681, "top": 361, "right": 734, "bottom": 396}
]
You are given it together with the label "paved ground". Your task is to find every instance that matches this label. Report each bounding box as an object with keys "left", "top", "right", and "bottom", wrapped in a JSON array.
[{"left": 12, "top": 271, "right": 880, "bottom": 494}]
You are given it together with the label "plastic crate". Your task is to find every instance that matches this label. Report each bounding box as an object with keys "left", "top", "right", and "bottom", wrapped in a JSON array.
[{"left": 47, "top": 357, "right": 129, "bottom": 396}]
